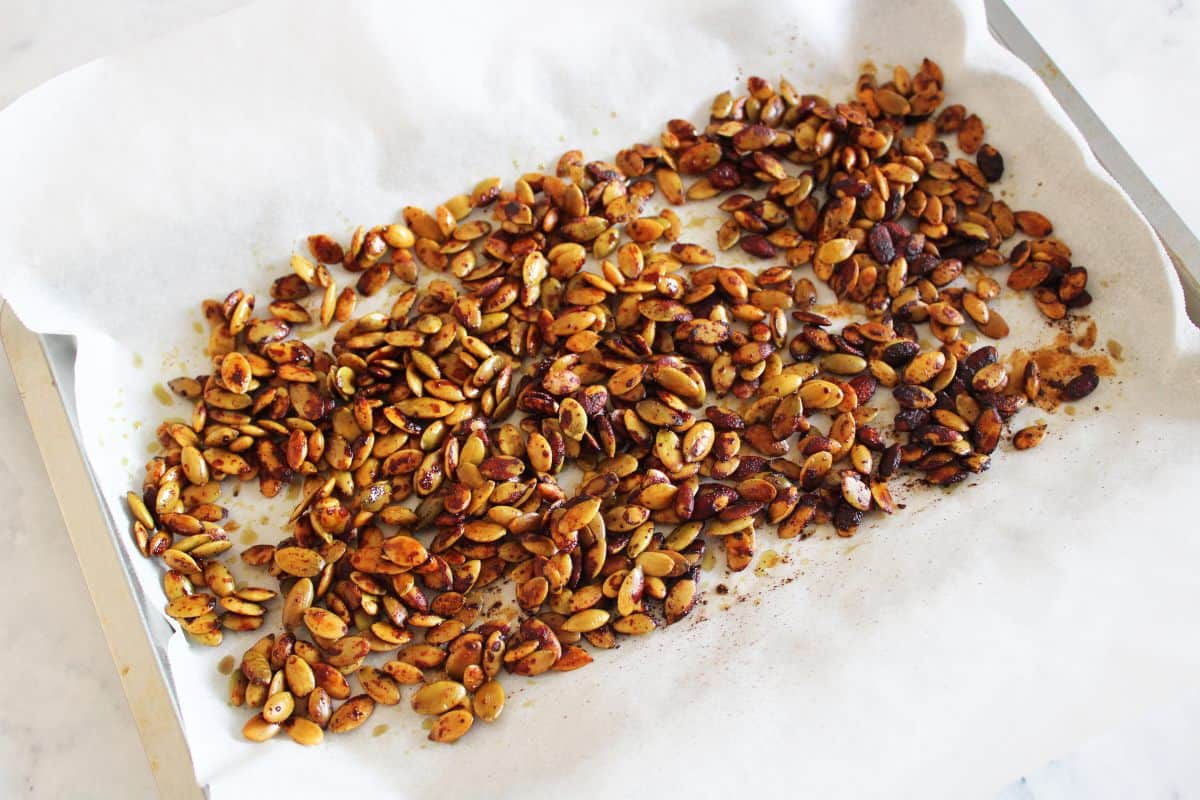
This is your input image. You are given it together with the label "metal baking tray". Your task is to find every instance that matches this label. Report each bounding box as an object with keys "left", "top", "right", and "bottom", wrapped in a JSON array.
[{"left": 3, "top": 2, "right": 1197, "bottom": 796}]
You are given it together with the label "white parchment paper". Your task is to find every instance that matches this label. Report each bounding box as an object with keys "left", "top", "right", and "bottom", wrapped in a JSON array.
[{"left": 1, "top": 0, "right": 1199, "bottom": 797}]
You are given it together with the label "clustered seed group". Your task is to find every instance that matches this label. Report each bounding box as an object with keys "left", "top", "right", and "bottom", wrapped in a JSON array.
[{"left": 127, "top": 58, "right": 1100, "bottom": 747}]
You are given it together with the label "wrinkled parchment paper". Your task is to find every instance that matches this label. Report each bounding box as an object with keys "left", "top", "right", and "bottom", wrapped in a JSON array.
[{"left": 2, "top": 0, "right": 1199, "bottom": 796}]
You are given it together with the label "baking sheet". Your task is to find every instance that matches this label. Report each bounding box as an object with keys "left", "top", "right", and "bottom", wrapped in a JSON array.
[
  {"left": 0, "top": 312, "right": 205, "bottom": 800},
  {"left": 1, "top": 0, "right": 1199, "bottom": 797}
]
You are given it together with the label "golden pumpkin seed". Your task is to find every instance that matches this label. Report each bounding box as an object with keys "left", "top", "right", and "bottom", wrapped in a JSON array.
[
  {"left": 328, "top": 694, "right": 375, "bottom": 733},
  {"left": 1013, "top": 425, "right": 1047, "bottom": 450},
  {"left": 612, "top": 613, "right": 656, "bottom": 635},
  {"left": 429, "top": 708, "right": 474, "bottom": 743},
  {"left": 473, "top": 680, "right": 505, "bottom": 722},
  {"left": 274, "top": 547, "right": 326, "bottom": 578},
  {"left": 798, "top": 379, "right": 843, "bottom": 410},
  {"left": 263, "top": 691, "right": 295, "bottom": 724},
  {"left": 285, "top": 717, "right": 325, "bottom": 746},
  {"left": 242, "top": 714, "right": 281, "bottom": 742},
  {"left": 383, "top": 660, "right": 425, "bottom": 685},
  {"left": 302, "top": 608, "right": 347, "bottom": 640},
  {"left": 412, "top": 681, "right": 467, "bottom": 716},
  {"left": 561, "top": 609, "right": 611, "bottom": 633},
  {"left": 284, "top": 655, "right": 315, "bottom": 697},
  {"left": 359, "top": 666, "right": 402, "bottom": 706}
]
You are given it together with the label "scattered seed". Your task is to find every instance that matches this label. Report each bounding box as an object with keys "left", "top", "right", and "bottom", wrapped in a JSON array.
[
  {"left": 127, "top": 59, "right": 1105, "bottom": 751},
  {"left": 1013, "top": 425, "right": 1047, "bottom": 450}
]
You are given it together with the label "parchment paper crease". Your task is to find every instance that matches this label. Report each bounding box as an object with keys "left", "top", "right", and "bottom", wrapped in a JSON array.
[{"left": 1, "top": 1, "right": 1198, "bottom": 797}]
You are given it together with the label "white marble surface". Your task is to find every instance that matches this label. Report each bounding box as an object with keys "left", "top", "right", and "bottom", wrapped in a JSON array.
[{"left": 0, "top": 1, "right": 1197, "bottom": 797}]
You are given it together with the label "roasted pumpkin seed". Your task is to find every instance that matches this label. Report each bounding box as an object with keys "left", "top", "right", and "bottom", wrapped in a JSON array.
[{"left": 128, "top": 60, "right": 1104, "bottom": 751}]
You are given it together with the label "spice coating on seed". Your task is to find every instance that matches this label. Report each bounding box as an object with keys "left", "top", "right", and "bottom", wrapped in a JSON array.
[{"left": 125, "top": 58, "right": 1107, "bottom": 748}]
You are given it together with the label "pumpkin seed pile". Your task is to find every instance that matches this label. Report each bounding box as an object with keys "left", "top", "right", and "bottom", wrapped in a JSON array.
[{"left": 128, "top": 58, "right": 1101, "bottom": 746}]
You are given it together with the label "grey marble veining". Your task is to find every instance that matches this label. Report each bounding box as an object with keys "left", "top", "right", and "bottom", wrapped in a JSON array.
[{"left": 0, "top": 1, "right": 1197, "bottom": 797}]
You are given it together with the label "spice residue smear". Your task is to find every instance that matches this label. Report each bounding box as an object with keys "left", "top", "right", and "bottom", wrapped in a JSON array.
[{"left": 1011, "top": 321, "right": 1114, "bottom": 410}]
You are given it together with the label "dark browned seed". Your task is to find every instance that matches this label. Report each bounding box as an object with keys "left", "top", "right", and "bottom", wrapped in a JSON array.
[
  {"left": 832, "top": 503, "right": 864, "bottom": 536},
  {"left": 307, "top": 234, "right": 345, "bottom": 264},
  {"left": 1058, "top": 266, "right": 1089, "bottom": 303},
  {"left": 478, "top": 456, "right": 526, "bottom": 481},
  {"left": 705, "top": 407, "right": 745, "bottom": 430},
  {"left": 916, "top": 424, "right": 963, "bottom": 447},
  {"left": 740, "top": 235, "right": 777, "bottom": 258},
  {"left": 877, "top": 444, "right": 902, "bottom": 479},
  {"left": 1065, "top": 288, "right": 1093, "bottom": 309},
  {"left": 271, "top": 274, "right": 311, "bottom": 300},
  {"left": 1014, "top": 210, "right": 1053, "bottom": 237},
  {"left": 868, "top": 225, "right": 895, "bottom": 263},
  {"left": 1007, "top": 261, "right": 1051, "bottom": 291},
  {"left": 925, "top": 465, "right": 968, "bottom": 487},
  {"left": 972, "top": 407, "right": 1003, "bottom": 455},
  {"left": 792, "top": 310, "right": 832, "bottom": 326},
  {"left": 1062, "top": 366, "right": 1099, "bottom": 400},
  {"left": 976, "top": 144, "right": 1004, "bottom": 182},
  {"left": 847, "top": 374, "right": 877, "bottom": 406},
  {"left": 893, "top": 384, "right": 937, "bottom": 409},
  {"left": 1023, "top": 361, "right": 1041, "bottom": 401},
  {"left": 881, "top": 340, "right": 920, "bottom": 366},
  {"left": 988, "top": 392, "right": 1028, "bottom": 420}
]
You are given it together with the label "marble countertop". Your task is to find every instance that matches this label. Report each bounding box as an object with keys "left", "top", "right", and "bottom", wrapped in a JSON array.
[{"left": 0, "top": 1, "right": 1197, "bottom": 797}]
